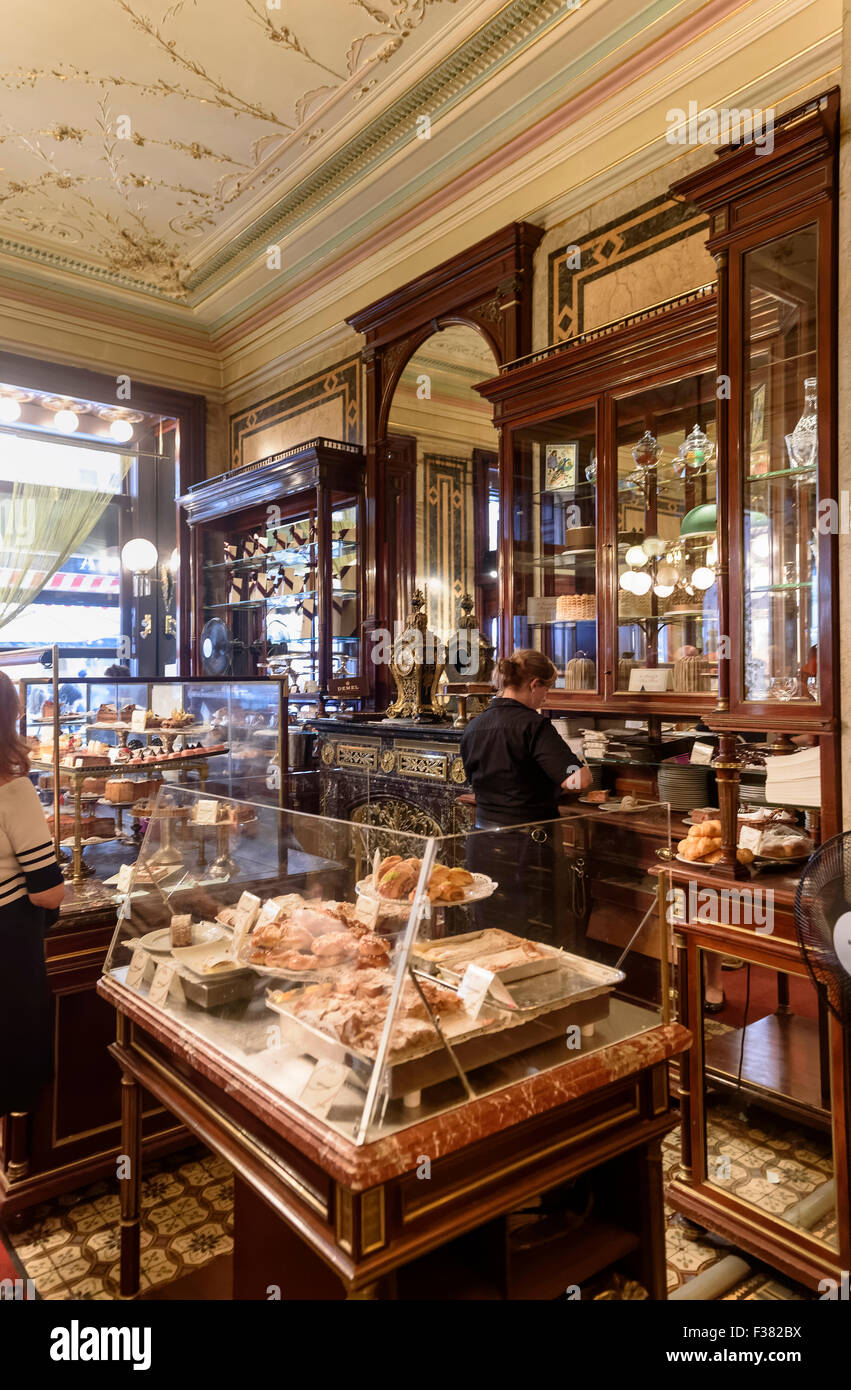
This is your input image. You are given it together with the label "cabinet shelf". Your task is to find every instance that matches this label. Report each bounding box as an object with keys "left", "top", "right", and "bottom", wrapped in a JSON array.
[{"left": 745, "top": 463, "right": 816, "bottom": 483}]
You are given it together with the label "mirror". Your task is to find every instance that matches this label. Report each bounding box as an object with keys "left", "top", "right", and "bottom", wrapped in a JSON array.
[
  {"left": 700, "top": 946, "right": 838, "bottom": 1252},
  {"left": 387, "top": 324, "right": 499, "bottom": 648}
]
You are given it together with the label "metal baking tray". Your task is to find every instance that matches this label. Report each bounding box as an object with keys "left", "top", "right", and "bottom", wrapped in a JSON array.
[{"left": 411, "top": 929, "right": 561, "bottom": 985}]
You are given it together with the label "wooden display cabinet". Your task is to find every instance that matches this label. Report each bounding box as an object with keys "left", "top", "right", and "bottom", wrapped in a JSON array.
[
  {"left": 181, "top": 439, "right": 366, "bottom": 710},
  {"left": 476, "top": 288, "right": 719, "bottom": 714},
  {"left": 672, "top": 90, "right": 838, "bottom": 736}
]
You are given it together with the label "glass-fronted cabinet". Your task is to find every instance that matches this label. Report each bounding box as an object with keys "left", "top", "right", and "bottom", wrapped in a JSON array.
[
  {"left": 614, "top": 372, "right": 719, "bottom": 698},
  {"left": 510, "top": 405, "right": 600, "bottom": 693},
  {"left": 481, "top": 287, "right": 718, "bottom": 710},
  {"left": 180, "top": 439, "right": 366, "bottom": 711},
  {"left": 673, "top": 90, "right": 837, "bottom": 730}
]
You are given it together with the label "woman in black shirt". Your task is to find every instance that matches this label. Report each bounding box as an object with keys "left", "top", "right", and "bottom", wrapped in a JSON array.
[
  {"left": 460, "top": 650, "right": 590, "bottom": 944},
  {"left": 461, "top": 650, "right": 590, "bottom": 825}
]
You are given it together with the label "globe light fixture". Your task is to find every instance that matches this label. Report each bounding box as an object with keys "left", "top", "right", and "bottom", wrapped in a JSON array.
[
  {"left": 109, "top": 418, "right": 134, "bottom": 443},
  {"left": 624, "top": 545, "right": 648, "bottom": 568},
  {"left": 0, "top": 397, "right": 22, "bottom": 423},
  {"left": 121, "top": 537, "right": 158, "bottom": 596},
  {"left": 55, "top": 408, "right": 79, "bottom": 433}
]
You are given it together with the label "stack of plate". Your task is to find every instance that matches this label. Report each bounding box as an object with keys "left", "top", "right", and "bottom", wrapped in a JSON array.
[{"left": 657, "top": 758, "right": 711, "bottom": 811}]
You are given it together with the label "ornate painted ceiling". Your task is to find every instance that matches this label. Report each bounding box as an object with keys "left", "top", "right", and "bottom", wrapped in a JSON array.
[{"left": 0, "top": 0, "right": 486, "bottom": 300}]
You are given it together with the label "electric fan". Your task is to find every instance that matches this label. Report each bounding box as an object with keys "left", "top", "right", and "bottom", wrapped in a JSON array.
[
  {"left": 199, "top": 618, "right": 273, "bottom": 676},
  {"left": 794, "top": 833, "right": 851, "bottom": 1023}
]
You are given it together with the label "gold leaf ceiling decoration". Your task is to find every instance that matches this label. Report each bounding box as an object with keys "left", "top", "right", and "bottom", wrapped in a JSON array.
[{"left": 0, "top": 0, "right": 472, "bottom": 299}]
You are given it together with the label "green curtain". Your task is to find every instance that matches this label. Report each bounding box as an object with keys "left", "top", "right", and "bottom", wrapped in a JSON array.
[{"left": 0, "top": 462, "right": 132, "bottom": 634}]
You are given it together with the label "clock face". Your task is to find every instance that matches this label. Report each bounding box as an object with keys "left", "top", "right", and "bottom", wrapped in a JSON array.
[{"left": 395, "top": 643, "right": 415, "bottom": 675}]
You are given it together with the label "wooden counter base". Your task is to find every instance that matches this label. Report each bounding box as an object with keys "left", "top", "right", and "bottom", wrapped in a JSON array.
[{"left": 99, "top": 977, "right": 689, "bottom": 1299}]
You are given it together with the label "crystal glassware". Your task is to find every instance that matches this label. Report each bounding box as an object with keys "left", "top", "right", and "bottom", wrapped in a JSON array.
[{"left": 785, "top": 377, "right": 818, "bottom": 470}]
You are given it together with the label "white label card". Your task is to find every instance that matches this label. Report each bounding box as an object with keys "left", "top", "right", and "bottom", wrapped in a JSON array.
[
  {"left": 130, "top": 708, "right": 148, "bottom": 732},
  {"left": 690, "top": 741, "right": 715, "bottom": 765},
  {"left": 237, "top": 891, "right": 261, "bottom": 928},
  {"left": 116, "top": 863, "right": 134, "bottom": 894},
  {"left": 148, "top": 961, "right": 183, "bottom": 1007},
  {"left": 738, "top": 825, "right": 763, "bottom": 853},
  {"left": 229, "top": 912, "right": 253, "bottom": 962},
  {"left": 458, "top": 964, "right": 494, "bottom": 1019},
  {"left": 195, "top": 800, "right": 219, "bottom": 825},
  {"left": 526, "top": 595, "right": 558, "bottom": 625},
  {"left": 126, "top": 947, "right": 148, "bottom": 990},
  {"left": 628, "top": 667, "right": 673, "bottom": 692},
  {"left": 298, "top": 1059, "right": 349, "bottom": 1119},
  {"left": 355, "top": 895, "right": 381, "bottom": 928}
]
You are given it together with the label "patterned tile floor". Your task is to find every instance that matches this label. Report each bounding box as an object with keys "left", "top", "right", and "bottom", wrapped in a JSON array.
[
  {"left": 4, "top": 1097, "right": 831, "bottom": 1300},
  {"left": 5, "top": 1148, "right": 233, "bottom": 1300}
]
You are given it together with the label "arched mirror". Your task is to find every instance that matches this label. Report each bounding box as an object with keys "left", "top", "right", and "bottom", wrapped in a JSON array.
[{"left": 386, "top": 324, "right": 499, "bottom": 652}]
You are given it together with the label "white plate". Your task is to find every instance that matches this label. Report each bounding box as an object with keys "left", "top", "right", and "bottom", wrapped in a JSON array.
[
  {"left": 674, "top": 852, "right": 724, "bottom": 869},
  {"left": 136, "top": 921, "right": 227, "bottom": 954},
  {"left": 170, "top": 940, "right": 243, "bottom": 975},
  {"left": 355, "top": 872, "right": 496, "bottom": 911}
]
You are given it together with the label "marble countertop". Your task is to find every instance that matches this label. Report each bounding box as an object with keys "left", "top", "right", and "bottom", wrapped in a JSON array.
[{"left": 98, "top": 971, "right": 690, "bottom": 1190}]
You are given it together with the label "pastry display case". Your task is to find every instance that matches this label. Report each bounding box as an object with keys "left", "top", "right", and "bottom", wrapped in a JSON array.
[
  {"left": 180, "top": 438, "right": 366, "bottom": 711},
  {"left": 20, "top": 676, "right": 289, "bottom": 886},
  {"left": 102, "top": 790, "right": 670, "bottom": 1145}
]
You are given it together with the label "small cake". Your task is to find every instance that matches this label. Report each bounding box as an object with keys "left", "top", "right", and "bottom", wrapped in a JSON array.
[
  {"left": 556, "top": 592, "right": 596, "bottom": 621},
  {"left": 144, "top": 710, "right": 163, "bottom": 729},
  {"left": 119, "top": 704, "right": 136, "bottom": 723},
  {"left": 82, "top": 777, "right": 107, "bottom": 796},
  {"left": 170, "top": 914, "right": 193, "bottom": 948},
  {"left": 42, "top": 699, "right": 55, "bottom": 720},
  {"left": 105, "top": 778, "right": 136, "bottom": 804},
  {"left": 97, "top": 703, "right": 118, "bottom": 723}
]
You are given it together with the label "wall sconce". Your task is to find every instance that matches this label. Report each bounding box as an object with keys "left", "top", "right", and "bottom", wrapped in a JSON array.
[
  {"left": 139, "top": 613, "right": 153, "bottom": 639},
  {"left": 121, "top": 537, "right": 158, "bottom": 596},
  {"left": 161, "top": 547, "right": 179, "bottom": 639}
]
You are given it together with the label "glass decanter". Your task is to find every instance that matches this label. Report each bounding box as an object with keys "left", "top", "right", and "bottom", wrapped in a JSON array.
[
  {"left": 675, "top": 423, "right": 716, "bottom": 477},
  {"left": 785, "top": 377, "right": 818, "bottom": 470}
]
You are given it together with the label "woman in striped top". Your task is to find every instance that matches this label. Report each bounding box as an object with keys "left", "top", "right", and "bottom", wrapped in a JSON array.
[{"left": 0, "top": 672, "right": 65, "bottom": 1117}]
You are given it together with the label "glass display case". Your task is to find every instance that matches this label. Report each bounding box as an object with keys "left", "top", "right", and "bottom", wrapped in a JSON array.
[
  {"left": 738, "top": 228, "right": 822, "bottom": 710},
  {"left": 20, "top": 677, "right": 288, "bottom": 887},
  {"left": 479, "top": 286, "right": 718, "bottom": 712},
  {"left": 672, "top": 89, "right": 838, "bottom": 733},
  {"left": 508, "top": 405, "right": 600, "bottom": 693},
  {"left": 614, "top": 373, "right": 719, "bottom": 697},
  {"left": 180, "top": 438, "right": 366, "bottom": 712},
  {"left": 102, "top": 790, "right": 670, "bottom": 1145}
]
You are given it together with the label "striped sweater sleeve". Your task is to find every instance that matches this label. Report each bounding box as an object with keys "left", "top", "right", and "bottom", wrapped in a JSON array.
[{"left": 2, "top": 776, "right": 63, "bottom": 894}]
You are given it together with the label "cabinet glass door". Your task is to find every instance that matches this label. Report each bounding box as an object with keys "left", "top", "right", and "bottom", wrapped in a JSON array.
[
  {"left": 741, "top": 225, "right": 819, "bottom": 705},
  {"left": 509, "top": 406, "right": 599, "bottom": 693},
  {"left": 266, "top": 498, "right": 320, "bottom": 699},
  {"left": 327, "top": 491, "right": 362, "bottom": 696},
  {"left": 614, "top": 373, "right": 718, "bottom": 696}
]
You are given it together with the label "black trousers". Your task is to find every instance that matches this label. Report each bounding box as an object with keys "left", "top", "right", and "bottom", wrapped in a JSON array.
[{"left": 0, "top": 900, "right": 52, "bottom": 1116}]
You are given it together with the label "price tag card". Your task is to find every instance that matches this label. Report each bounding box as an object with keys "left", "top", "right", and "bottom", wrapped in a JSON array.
[
  {"left": 229, "top": 910, "right": 253, "bottom": 962},
  {"left": 458, "top": 963, "right": 495, "bottom": 1019},
  {"left": 116, "top": 863, "right": 134, "bottom": 895},
  {"left": 195, "top": 800, "right": 219, "bottom": 826},
  {"left": 355, "top": 894, "right": 381, "bottom": 929},
  {"left": 236, "top": 891, "right": 261, "bottom": 929},
  {"left": 148, "top": 962, "right": 183, "bottom": 1007},
  {"left": 690, "top": 741, "right": 715, "bottom": 765},
  {"left": 130, "top": 708, "right": 148, "bottom": 732},
  {"left": 298, "top": 1059, "right": 349, "bottom": 1119},
  {"left": 256, "top": 899, "right": 280, "bottom": 926},
  {"left": 125, "top": 947, "right": 148, "bottom": 990},
  {"left": 738, "top": 825, "right": 763, "bottom": 854},
  {"left": 628, "top": 667, "right": 673, "bottom": 692}
]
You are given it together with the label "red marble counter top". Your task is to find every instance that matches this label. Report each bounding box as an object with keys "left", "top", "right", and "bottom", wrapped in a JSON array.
[{"left": 98, "top": 975, "right": 690, "bottom": 1190}]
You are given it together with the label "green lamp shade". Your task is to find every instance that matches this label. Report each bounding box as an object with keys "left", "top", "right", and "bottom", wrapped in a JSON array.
[{"left": 680, "top": 503, "right": 717, "bottom": 537}]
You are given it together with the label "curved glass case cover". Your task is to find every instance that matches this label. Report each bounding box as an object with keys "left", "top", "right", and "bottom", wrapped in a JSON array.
[{"left": 103, "top": 790, "right": 671, "bottom": 1144}]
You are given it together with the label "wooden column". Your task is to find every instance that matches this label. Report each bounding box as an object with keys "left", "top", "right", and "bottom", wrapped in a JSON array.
[{"left": 119, "top": 1069, "right": 143, "bottom": 1298}]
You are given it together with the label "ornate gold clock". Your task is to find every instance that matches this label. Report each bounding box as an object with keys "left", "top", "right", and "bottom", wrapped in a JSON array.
[{"left": 386, "top": 589, "right": 449, "bottom": 723}]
